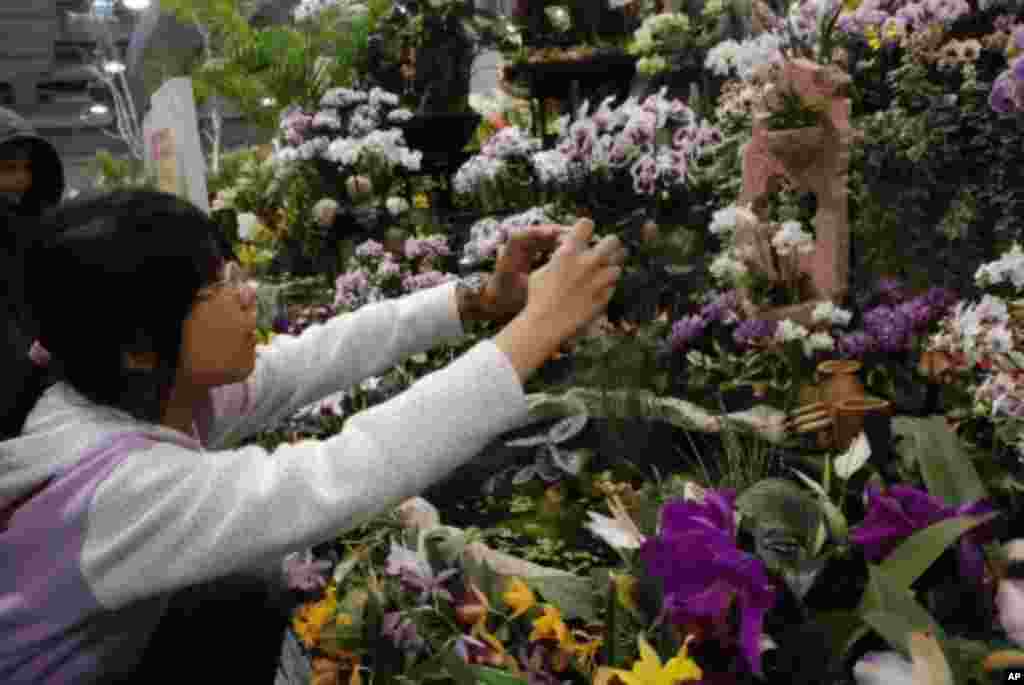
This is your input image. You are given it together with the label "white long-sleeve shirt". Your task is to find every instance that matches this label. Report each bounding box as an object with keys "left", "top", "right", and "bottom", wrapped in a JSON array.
[{"left": 0, "top": 282, "right": 528, "bottom": 683}]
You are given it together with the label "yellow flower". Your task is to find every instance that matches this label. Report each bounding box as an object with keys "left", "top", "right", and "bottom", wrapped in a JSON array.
[
  {"left": 292, "top": 586, "right": 339, "bottom": 648},
  {"left": 529, "top": 605, "right": 571, "bottom": 647},
  {"left": 610, "top": 637, "right": 702, "bottom": 685},
  {"left": 841, "top": 0, "right": 862, "bottom": 11},
  {"left": 865, "top": 25, "right": 881, "bottom": 51},
  {"left": 413, "top": 192, "right": 430, "bottom": 209},
  {"left": 503, "top": 577, "right": 537, "bottom": 618},
  {"left": 571, "top": 630, "right": 603, "bottom": 673}
]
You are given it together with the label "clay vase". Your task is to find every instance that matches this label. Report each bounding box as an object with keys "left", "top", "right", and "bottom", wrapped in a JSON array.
[
  {"left": 763, "top": 124, "right": 827, "bottom": 174},
  {"left": 834, "top": 397, "right": 892, "bottom": 453},
  {"left": 817, "top": 360, "right": 865, "bottom": 408}
]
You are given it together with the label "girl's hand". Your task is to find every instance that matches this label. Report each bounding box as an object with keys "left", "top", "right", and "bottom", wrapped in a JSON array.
[{"left": 481, "top": 223, "right": 568, "bottom": 322}]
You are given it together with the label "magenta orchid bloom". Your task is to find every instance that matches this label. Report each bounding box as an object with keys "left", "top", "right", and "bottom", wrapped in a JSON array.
[
  {"left": 641, "top": 489, "right": 777, "bottom": 676},
  {"left": 850, "top": 485, "right": 997, "bottom": 584}
]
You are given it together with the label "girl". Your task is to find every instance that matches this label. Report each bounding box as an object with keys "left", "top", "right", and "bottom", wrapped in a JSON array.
[{"left": 0, "top": 190, "right": 624, "bottom": 683}]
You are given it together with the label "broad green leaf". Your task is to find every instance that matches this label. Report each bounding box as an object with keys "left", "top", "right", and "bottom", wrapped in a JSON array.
[
  {"left": 440, "top": 648, "right": 478, "bottom": 685},
  {"left": 858, "top": 566, "right": 942, "bottom": 654},
  {"left": 472, "top": 666, "right": 530, "bottom": 685},
  {"left": 814, "top": 611, "right": 870, "bottom": 663},
  {"left": 526, "top": 574, "right": 598, "bottom": 622},
  {"left": 877, "top": 512, "right": 999, "bottom": 590},
  {"left": 893, "top": 416, "right": 987, "bottom": 506},
  {"left": 940, "top": 638, "right": 991, "bottom": 685}
]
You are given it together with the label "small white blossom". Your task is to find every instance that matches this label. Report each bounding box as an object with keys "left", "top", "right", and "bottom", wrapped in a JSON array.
[
  {"left": 812, "top": 301, "right": 854, "bottom": 327},
  {"left": 772, "top": 220, "right": 815, "bottom": 256},
  {"left": 237, "top": 212, "right": 261, "bottom": 241},
  {"left": 386, "top": 196, "right": 410, "bottom": 216},
  {"left": 776, "top": 319, "right": 809, "bottom": 343}
]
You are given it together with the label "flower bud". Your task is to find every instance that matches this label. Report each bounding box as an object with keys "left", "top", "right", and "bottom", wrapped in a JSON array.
[
  {"left": 346, "top": 175, "right": 374, "bottom": 202},
  {"left": 313, "top": 198, "right": 340, "bottom": 229}
]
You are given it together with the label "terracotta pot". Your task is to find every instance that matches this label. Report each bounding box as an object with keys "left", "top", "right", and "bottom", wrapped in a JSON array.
[
  {"left": 763, "top": 124, "right": 827, "bottom": 174},
  {"left": 788, "top": 400, "right": 834, "bottom": 449},
  {"left": 918, "top": 350, "right": 955, "bottom": 382},
  {"left": 834, "top": 397, "right": 892, "bottom": 452},
  {"left": 817, "top": 360, "right": 864, "bottom": 408}
]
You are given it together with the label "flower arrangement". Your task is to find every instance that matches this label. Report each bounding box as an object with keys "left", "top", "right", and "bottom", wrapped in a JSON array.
[
  {"left": 924, "top": 246, "right": 1024, "bottom": 457},
  {"left": 334, "top": 234, "right": 456, "bottom": 311},
  {"left": 665, "top": 288, "right": 849, "bottom": 407},
  {"left": 273, "top": 86, "right": 421, "bottom": 193},
  {"left": 836, "top": 0, "right": 971, "bottom": 50},
  {"left": 628, "top": 12, "right": 693, "bottom": 76},
  {"left": 706, "top": 204, "right": 816, "bottom": 308},
  {"left": 456, "top": 90, "right": 722, "bottom": 221}
]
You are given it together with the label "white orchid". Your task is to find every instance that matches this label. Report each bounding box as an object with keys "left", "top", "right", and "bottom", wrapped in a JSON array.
[
  {"left": 236, "top": 212, "right": 262, "bottom": 241},
  {"left": 585, "top": 495, "right": 646, "bottom": 550}
]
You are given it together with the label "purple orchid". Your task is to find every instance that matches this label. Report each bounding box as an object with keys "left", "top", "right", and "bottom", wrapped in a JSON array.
[
  {"left": 670, "top": 315, "right": 709, "bottom": 352},
  {"left": 850, "top": 485, "right": 997, "bottom": 584},
  {"left": 734, "top": 318, "right": 779, "bottom": 348},
  {"left": 700, "top": 291, "right": 740, "bottom": 325},
  {"left": 384, "top": 541, "right": 459, "bottom": 603},
  {"left": 641, "top": 489, "right": 777, "bottom": 676},
  {"left": 382, "top": 611, "right": 425, "bottom": 652}
]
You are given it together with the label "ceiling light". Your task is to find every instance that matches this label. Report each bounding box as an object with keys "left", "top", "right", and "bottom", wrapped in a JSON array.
[
  {"left": 88, "top": 103, "right": 110, "bottom": 116},
  {"left": 103, "top": 60, "right": 126, "bottom": 75},
  {"left": 122, "top": 0, "right": 152, "bottom": 10}
]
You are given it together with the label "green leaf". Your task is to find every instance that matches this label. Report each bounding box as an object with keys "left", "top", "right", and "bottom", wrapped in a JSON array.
[
  {"left": 877, "top": 512, "right": 999, "bottom": 590},
  {"left": 893, "top": 416, "right": 987, "bottom": 506},
  {"left": 526, "top": 574, "right": 597, "bottom": 622},
  {"left": 440, "top": 647, "right": 478, "bottom": 685},
  {"left": 814, "top": 611, "right": 870, "bottom": 664},
  {"left": 858, "top": 566, "right": 942, "bottom": 654},
  {"left": 940, "top": 638, "right": 991, "bottom": 685},
  {"left": 472, "top": 666, "right": 530, "bottom": 685}
]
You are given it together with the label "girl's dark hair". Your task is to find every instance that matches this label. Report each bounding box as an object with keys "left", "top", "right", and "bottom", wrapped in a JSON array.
[{"left": 0, "top": 190, "right": 236, "bottom": 438}]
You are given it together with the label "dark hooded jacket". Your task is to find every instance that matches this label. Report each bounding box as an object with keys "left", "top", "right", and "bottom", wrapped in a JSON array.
[{"left": 0, "top": 108, "right": 65, "bottom": 437}]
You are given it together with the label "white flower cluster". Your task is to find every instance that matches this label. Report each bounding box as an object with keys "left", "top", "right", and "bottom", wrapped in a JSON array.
[
  {"left": 460, "top": 206, "right": 557, "bottom": 267},
  {"left": 771, "top": 220, "right": 815, "bottom": 256},
  {"left": 705, "top": 34, "right": 785, "bottom": 81},
  {"left": 709, "top": 205, "right": 741, "bottom": 235},
  {"left": 539, "top": 90, "right": 718, "bottom": 196},
  {"left": 453, "top": 127, "right": 540, "bottom": 195},
  {"left": 631, "top": 12, "right": 691, "bottom": 56},
  {"left": 709, "top": 251, "right": 749, "bottom": 282},
  {"left": 293, "top": 0, "right": 368, "bottom": 22},
  {"left": 274, "top": 87, "right": 422, "bottom": 177},
  {"left": 812, "top": 301, "right": 854, "bottom": 327},
  {"left": 976, "top": 243, "right": 1024, "bottom": 291},
  {"left": 776, "top": 319, "right": 836, "bottom": 356}
]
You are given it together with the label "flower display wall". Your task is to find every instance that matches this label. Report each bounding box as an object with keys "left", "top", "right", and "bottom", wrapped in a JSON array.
[{"left": 212, "top": 2, "right": 1024, "bottom": 684}]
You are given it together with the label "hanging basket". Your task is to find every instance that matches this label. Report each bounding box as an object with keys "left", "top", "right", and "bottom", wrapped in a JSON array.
[{"left": 763, "top": 124, "right": 828, "bottom": 174}]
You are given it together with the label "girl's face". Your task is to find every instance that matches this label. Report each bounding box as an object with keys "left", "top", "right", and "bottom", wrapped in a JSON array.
[{"left": 178, "top": 261, "right": 260, "bottom": 388}]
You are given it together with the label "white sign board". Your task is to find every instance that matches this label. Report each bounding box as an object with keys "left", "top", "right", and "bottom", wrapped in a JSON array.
[{"left": 143, "top": 77, "right": 210, "bottom": 214}]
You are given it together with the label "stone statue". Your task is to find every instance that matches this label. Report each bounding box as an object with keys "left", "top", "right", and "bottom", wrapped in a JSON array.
[{"left": 736, "top": 57, "right": 855, "bottom": 326}]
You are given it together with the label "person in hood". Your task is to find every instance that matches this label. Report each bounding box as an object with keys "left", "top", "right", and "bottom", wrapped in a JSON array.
[
  {"left": 0, "top": 190, "right": 625, "bottom": 684},
  {"left": 0, "top": 107, "right": 66, "bottom": 438},
  {"left": 0, "top": 106, "right": 65, "bottom": 217}
]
